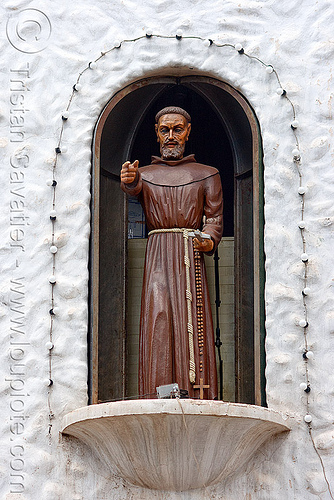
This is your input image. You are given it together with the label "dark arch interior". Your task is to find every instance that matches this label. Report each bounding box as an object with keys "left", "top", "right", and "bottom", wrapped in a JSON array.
[{"left": 94, "top": 77, "right": 263, "bottom": 406}]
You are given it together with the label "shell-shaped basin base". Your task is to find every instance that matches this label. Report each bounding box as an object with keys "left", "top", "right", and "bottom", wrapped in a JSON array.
[{"left": 61, "top": 399, "right": 291, "bottom": 491}]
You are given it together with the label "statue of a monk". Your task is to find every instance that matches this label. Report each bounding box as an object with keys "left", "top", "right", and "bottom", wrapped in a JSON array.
[{"left": 121, "top": 106, "right": 223, "bottom": 399}]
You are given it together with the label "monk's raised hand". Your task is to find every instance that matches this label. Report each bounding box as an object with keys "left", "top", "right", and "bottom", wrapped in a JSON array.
[
  {"left": 193, "top": 237, "right": 214, "bottom": 253},
  {"left": 121, "top": 160, "right": 139, "bottom": 184}
]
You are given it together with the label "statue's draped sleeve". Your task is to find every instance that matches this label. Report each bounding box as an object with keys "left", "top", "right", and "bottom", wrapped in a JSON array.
[{"left": 202, "top": 172, "right": 224, "bottom": 255}]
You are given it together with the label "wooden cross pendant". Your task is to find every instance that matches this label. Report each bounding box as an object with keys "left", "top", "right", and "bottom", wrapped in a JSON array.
[{"left": 193, "top": 378, "right": 210, "bottom": 399}]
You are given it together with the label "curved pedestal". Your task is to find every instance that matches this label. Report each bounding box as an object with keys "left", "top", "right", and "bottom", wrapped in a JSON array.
[{"left": 61, "top": 399, "right": 290, "bottom": 492}]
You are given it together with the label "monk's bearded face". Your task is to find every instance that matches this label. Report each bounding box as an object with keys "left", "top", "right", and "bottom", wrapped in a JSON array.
[
  {"left": 160, "top": 142, "right": 185, "bottom": 160},
  {"left": 155, "top": 114, "right": 191, "bottom": 160}
]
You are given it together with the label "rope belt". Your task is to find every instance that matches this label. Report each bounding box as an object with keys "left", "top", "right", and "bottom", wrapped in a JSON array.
[{"left": 148, "top": 228, "right": 196, "bottom": 384}]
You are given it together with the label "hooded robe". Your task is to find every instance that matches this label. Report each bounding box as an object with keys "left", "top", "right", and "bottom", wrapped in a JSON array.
[{"left": 121, "top": 154, "right": 223, "bottom": 399}]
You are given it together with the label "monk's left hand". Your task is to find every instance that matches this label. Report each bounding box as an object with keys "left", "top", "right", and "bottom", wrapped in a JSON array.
[{"left": 193, "top": 237, "right": 214, "bottom": 253}]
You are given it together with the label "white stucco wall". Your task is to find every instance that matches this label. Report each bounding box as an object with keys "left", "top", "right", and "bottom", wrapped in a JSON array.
[{"left": 0, "top": 0, "right": 333, "bottom": 498}]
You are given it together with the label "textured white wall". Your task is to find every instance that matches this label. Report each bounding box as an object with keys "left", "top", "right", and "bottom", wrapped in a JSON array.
[{"left": 0, "top": 0, "right": 333, "bottom": 498}]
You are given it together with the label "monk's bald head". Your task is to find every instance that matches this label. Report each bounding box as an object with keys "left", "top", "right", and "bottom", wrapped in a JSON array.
[{"left": 155, "top": 107, "right": 191, "bottom": 124}]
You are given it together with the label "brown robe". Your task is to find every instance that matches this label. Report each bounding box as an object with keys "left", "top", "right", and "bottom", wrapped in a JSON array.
[{"left": 121, "top": 154, "right": 223, "bottom": 399}]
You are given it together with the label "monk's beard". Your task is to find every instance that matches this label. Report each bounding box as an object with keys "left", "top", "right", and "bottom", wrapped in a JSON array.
[{"left": 160, "top": 143, "right": 185, "bottom": 160}]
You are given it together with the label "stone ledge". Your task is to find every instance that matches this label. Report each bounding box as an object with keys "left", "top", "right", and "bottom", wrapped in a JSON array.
[{"left": 61, "top": 400, "right": 291, "bottom": 492}]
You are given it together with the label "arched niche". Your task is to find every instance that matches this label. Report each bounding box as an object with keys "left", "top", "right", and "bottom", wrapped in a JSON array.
[{"left": 90, "top": 75, "right": 265, "bottom": 406}]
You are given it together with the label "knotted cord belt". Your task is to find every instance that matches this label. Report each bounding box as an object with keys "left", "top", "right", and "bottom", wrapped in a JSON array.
[{"left": 148, "top": 228, "right": 196, "bottom": 384}]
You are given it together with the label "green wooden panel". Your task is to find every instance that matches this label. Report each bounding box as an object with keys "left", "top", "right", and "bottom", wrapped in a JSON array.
[
  {"left": 98, "top": 175, "right": 126, "bottom": 402},
  {"left": 235, "top": 172, "right": 254, "bottom": 404}
]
